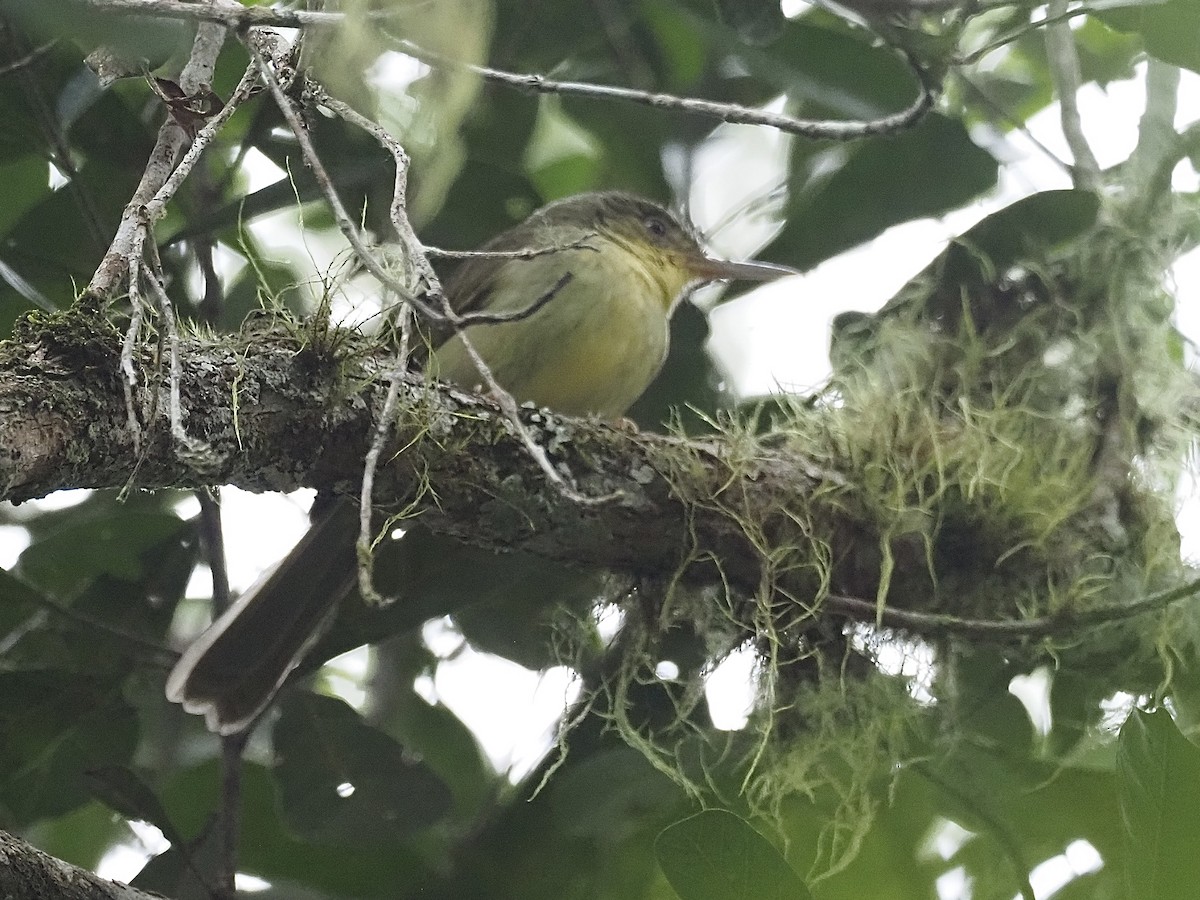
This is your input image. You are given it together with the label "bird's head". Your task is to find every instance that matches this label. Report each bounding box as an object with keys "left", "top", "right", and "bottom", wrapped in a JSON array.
[{"left": 534, "top": 191, "right": 798, "bottom": 306}]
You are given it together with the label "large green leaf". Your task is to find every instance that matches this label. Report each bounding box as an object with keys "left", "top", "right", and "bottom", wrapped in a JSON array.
[
  {"left": 1098, "top": 0, "right": 1200, "bottom": 75},
  {"left": 149, "top": 759, "right": 435, "bottom": 896},
  {"left": 1117, "top": 708, "right": 1200, "bottom": 900},
  {"left": 767, "top": 114, "right": 998, "bottom": 273},
  {"left": 273, "top": 692, "right": 452, "bottom": 845},
  {"left": 782, "top": 770, "right": 944, "bottom": 900},
  {"left": 377, "top": 671, "right": 493, "bottom": 818},
  {"left": 656, "top": 809, "right": 812, "bottom": 900},
  {"left": 16, "top": 509, "right": 188, "bottom": 599},
  {"left": 0, "top": 671, "right": 138, "bottom": 826}
]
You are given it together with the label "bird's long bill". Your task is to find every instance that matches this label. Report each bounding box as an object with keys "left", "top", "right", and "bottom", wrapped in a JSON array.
[{"left": 688, "top": 254, "right": 800, "bottom": 283}]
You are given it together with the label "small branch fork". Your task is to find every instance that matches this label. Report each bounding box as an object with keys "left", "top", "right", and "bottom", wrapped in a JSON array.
[{"left": 82, "top": 0, "right": 939, "bottom": 141}]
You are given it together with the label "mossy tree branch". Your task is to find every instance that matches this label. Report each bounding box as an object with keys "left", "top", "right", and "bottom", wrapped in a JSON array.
[
  {"left": 1, "top": 308, "right": 1194, "bottom": 642},
  {"left": 0, "top": 308, "right": 830, "bottom": 592}
]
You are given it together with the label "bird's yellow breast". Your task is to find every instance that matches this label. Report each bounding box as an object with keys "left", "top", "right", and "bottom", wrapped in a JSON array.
[{"left": 432, "top": 236, "right": 685, "bottom": 417}]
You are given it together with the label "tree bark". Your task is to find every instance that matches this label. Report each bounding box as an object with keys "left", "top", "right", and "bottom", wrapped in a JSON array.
[
  {"left": 0, "top": 829, "right": 167, "bottom": 900},
  {"left": 0, "top": 309, "right": 864, "bottom": 600}
]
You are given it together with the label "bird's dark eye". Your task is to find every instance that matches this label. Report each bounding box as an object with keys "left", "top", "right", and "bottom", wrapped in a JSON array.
[{"left": 644, "top": 217, "right": 669, "bottom": 239}]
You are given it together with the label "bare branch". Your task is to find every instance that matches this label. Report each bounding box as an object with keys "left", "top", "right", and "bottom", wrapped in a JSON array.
[
  {"left": 1045, "top": 0, "right": 1101, "bottom": 190},
  {"left": 87, "top": 20, "right": 233, "bottom": 296},
  {"left": 386, "top": 35, "right": 938, "bottom": 141},
  {"left": 144, "top": 59, "right": 262, "bottom": 223},
  {"left": 425, "top": 234, "right": 599, "bottom": 260},
  {"left": 826, "top": 576, "right": 1200, "bottom": 639},
  {"left": 82, "top": 0, "right": 938, "bottom": 141}
]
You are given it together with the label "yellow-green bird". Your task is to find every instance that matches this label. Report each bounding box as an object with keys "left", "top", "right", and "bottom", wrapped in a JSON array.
[{"left": 167, "top": 191, "right": 796, "bottom": 733}]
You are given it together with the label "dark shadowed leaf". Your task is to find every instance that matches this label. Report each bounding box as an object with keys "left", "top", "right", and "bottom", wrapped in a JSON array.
[
  {"left": 273, "top": 692, "right": 452, "bottom": 844},
  {"left": 84, "top": 766, "right": 186, "bottom": 849},
  {"left": 656, "top": 809, "right": 812, "bottom": 900},
  {"left": 17, "top": 509, "right": 188, "bottom": 599},
  {"left": 0, "top": 671, "right": 138, "bottom": 826},
  {"left": 767, "top": 115, "right": 998, "bottom": 273},
  {"left": 149, "top": 759, "right": 435, "bottom": 896}
]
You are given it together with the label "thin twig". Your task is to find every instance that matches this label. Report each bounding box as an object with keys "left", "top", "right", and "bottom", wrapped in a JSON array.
[
  {"left": 256, "top": 62, "right": 599, "bottom": 331},
  {"left": 138, "top": 231, "right": 220, "bottom": 466},
  {"left": 301, "top": 82, "right": 430, "bottom": 301},
  {"left": 444, "top": 292, "right": 622, "bottom": 507},
  {"left": 194, "top": 488, "right": 242, "bottom": 898},
  {"left": 196, "top": 489, "right": 231, "bottom": 614},
  {"left": 0, "top": 38, "right": 57, "bottom": 77},
  {"left": 81, "top": 0, "right": 368, "bottom": 28},
  {"left": 89, "top": 21, "right": 229, "bottom": 297},
  {"left": 216, "top": 729, "right": 246, "bottom": 900},
  {"left": 143, "top": 58, "right": 263, "bottom": 225},
  {"left": 357, "top": 308, "right": 414, "bottom": 606},
  {"left": 386, "top": 35, "right": 938, "bottom": 142},
  {"left": 824, "top": 575, "right": 1200, "bottom": 639},
  {"left": 120, "top": 274, "right": 146, "bottom": 452},
  {"left": 245, "top": 36, "right": 446, "bottom": 321},
  {"left": 85, "top": 0, "right": 937, "bottom": 141},
  {"left": 424, "top": 235, "right": 600, "bottom": 260},
  {"left": 957, "top": 3, "right": 1101, "bottom": 66},
  {"left": 1045, "top": 0, "right": 1100, "bottom": 191}
]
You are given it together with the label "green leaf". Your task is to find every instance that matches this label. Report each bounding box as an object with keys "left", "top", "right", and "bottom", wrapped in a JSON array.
[
  {"left": 16, "top": 509, "right": 188, "bottom": 599},
  {"left": 1166, "top": 650, "right": 1200, "bottom": 744},
  {"left": 782, "top": 770, "right": 944, "bottom": 900},
  {"left": 655, "top": 809, "right": 812, "bottom": 900},
  {"left": 382, "top": 681, "right": 493, "bottom": 818},
  {"left": 83, "top": 765, "right": 186, "bottom": 849},
  {"left": 874, "top": 189, "right": 1101, "bottom": 323},
  {"left": 934, "top": 189, "right": 1100, "bottom": 288},
  {"left": 1098, "top": 0, "right": 1200, "bottom": 75},
  {"left": 273, "top": 692, "right": 452, "bottom": 845},
  {"left": 0, "top": 671, "right": 138, "bottom": 826},
  {"left": 151, "top": 760, "right": 435, "bottom": 896},
  {"left": 550, "top": 747, "right": 685, "bottom": 841},
  {"left": 0, "top": 157, "right": 53, "bottom": 241},
  {"left": 768, "top": 114, "right": 998, "bottom": 272},
  {"left": 1117, "top": 708, "right": 1200, "bottom": 899}
]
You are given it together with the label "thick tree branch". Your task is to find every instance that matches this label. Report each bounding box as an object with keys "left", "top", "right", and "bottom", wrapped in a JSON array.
[
  {"left": 0, "top": 311, "right": 832, "bottom": 594},
  {"left": 0, "top": 829, "right": 166, "bottom": 900},
  {"left": 2, "top": 313, "right": 1194, "bottom": 641}
]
